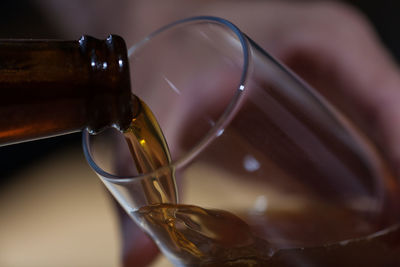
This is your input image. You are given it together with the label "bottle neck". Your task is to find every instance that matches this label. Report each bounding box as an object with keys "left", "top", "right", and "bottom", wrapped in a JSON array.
[
  {"left": 80, "top": 35, "right": 133, "bottom": 134},
  {"left": 0, "top": 35, "right": 133, "bottom": 145}
]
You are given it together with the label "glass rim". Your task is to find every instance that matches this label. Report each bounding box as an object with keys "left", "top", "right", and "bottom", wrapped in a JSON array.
[{"left": 82, "top": 16, "right": 250, "bottom": 184}]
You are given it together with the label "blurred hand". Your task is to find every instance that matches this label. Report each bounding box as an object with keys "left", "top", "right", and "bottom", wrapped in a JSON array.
[
  {"left": 37, "top": 0, "right": 400, "bottom": 266},
  {"left": 193, "top": 0, "right": 400, "bottom": 172}
]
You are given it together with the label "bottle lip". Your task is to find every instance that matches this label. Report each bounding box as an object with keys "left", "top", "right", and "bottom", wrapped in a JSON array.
[
  {"left": 81, "top": 34, "right": 133, "bottom": 134},
  {"left": 82, "top": 16, "right": 250, "bottom": 184}
]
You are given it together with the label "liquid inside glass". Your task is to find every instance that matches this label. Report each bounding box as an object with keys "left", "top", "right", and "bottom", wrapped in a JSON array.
[{"left": 114, "top": 94, "right": 400, "bottom": 266}]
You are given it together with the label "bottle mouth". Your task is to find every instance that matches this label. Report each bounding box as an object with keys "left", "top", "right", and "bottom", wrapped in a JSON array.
[
  {"left": 82, "top": 16, "right": 250, "bottom": 184},
  {"left": 80, "top": 34, "right": 133, "bottom": 134}
]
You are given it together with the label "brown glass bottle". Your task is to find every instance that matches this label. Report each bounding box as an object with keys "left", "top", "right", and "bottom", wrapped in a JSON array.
[{"left": 0, "top": 35, "right": 133, "bottom": 146}]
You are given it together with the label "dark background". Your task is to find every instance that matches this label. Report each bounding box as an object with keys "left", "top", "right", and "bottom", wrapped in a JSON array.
[{"left": 0, "top": 0, "right": 399, "bottom": 183}]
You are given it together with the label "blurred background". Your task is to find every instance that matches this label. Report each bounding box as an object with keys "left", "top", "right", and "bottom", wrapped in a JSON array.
[{"left": 0, "top": 0, "right": 399, "bottom": 266}]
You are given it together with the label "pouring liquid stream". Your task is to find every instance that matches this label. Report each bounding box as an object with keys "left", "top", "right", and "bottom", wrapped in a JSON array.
[{"left": 123, "top": 94, "right": 274, "bottom": 266}]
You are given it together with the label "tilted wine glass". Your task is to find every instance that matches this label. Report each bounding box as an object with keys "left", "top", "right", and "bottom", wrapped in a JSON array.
[{"left": 83, "top": 17, "right": 400, "bottom": 266}]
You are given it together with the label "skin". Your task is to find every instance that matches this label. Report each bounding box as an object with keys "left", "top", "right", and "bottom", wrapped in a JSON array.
[{"left": 36, "top": 0, "right": 400, "bottom": 266}]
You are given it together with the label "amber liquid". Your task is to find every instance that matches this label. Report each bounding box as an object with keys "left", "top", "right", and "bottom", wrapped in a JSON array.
[
  {"left": 122, "top": 95, "right": 177, "bottom": 204},
  {"left": 122, "top": 94, "right": 400, "bottom": 266}
]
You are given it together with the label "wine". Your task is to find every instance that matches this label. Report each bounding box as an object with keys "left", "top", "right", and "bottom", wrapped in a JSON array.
[
  {"left": 121, "top": 94, "right": 400, "bottom": 266},
  {"left": 123, "top": 95, "right": 177, "bottom": 204},
  {"left": 122, "top": 95, "right": 275, "bottom": 266},
  {"left": 134, "top": 204, "right": 400, "bottom": 267},
  {"left": 136, "top": 203, "right": 273, "bottom": 267}
]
